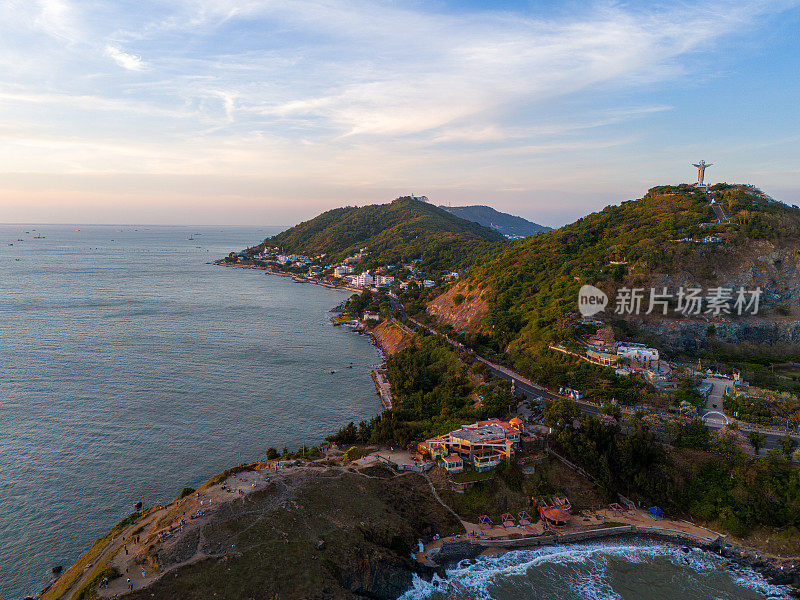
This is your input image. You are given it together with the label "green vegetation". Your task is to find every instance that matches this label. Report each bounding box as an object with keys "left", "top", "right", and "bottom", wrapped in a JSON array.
[
  {"left": 439, "top": 204, "right": 551, "bottom": 238},
  {"left": 430, "top": 185, "right": 800, "bottom": 402},
  {"left": 724, "top": 389, "right": 800, "bottom": 429},
  {"left": 248, "top": 197, "right": 506, "bottom": 272},
  {"left": 127, "top": 470, "right": 461, "bottom": 600},
  {"left": 75, "top": 567, "right": 120, "bottom": 600},
  {"left": 178, "top": 487, "right": 196, "bottom": 500},
  {"left": 329, "top": 334, "right": 517, "bottom": 446},
  {"left": 550, "top": 399, "right": 800, "bottom": 537}
]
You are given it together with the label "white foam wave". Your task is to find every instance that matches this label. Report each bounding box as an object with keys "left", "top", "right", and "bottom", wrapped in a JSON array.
[{"left": 398, "top": 540, "right": 793, "bottom": 600}]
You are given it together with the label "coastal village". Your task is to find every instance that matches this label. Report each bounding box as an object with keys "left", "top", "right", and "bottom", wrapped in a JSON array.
[
  {"left": 45, "top": 192, "right": 800, "bottom": 600},
  {"left": 219, "top": 244, "right": 454, "bottom": 292}
]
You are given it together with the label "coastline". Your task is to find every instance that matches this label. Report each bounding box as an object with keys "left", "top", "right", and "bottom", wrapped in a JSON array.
[
  {"left": 430, "top": 528, "right": 800, "bottom": 591},
  {"left": 212, "top": 261, "right": 363, "bottom": 293},
  {"left": 37, "top": 264, "right": 800, "bottom": 599}
]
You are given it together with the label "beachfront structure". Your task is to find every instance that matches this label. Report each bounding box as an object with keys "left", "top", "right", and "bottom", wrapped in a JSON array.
[
  {"left": 363, "top": 311, "right": 380, "bottom": 322},
  {"left": 419, "top": 419, "right": 521, "bottom": 473},
  {"left": 351, "top": 272, "right": 374, "bottom": 287},
  {"left": 334, "top": 265, "right": 355, "bottom": 278}
]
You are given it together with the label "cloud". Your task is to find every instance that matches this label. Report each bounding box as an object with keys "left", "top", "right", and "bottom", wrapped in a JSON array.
[
  {"left": 104, "top": 44, "right": 146, "bottom": 71},
  {"left": 0, "top": 0, "right": 798, "bottom": 223}
]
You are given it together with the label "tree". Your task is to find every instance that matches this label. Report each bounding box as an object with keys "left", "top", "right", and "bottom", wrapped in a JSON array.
[
  {"left": 598, "top": 324, "right": 616, "bottom": 347},
  {"left": 266, "top": 447, "right": 279, "bottom": 460},
  {"left": 748, "top": 431, "right": 766, "bottom": 455},
  {"left": 545, "top": 397, "right": 580, "bottom": 429},
  {"left": 777, "top": 435, "right": 798, "bottom": 458}
]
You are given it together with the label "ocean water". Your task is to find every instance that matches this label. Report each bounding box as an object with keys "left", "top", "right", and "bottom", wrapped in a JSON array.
[
  {"left": 0, "top": 224, "right": 384, "bottom": 600},
  {"left": 401, "top": 540, "right": 792, "bottom": 600}
]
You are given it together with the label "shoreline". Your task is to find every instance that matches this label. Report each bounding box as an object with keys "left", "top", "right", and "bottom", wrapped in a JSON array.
[
  {"left": 38, "top": 263, "right": 800, "bottom": 599},
  {"left": 430, "top": 528, "right": 800, "bottom": 592},
  {"left": 212, "top": 260, "right": 364, "bottom": 293}
]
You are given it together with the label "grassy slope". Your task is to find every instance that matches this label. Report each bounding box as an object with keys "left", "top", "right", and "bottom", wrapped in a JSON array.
[
  {"left": 125, "top": 468, "right": 460, "bottom": 600},
  {"left": 249, "top": 197, "right": 507, "bottom": 271}
]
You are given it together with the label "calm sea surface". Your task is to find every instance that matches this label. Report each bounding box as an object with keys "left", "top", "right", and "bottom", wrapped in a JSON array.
[
  {"left": 0, "top": 224, "right": 384, "bottom": 600},
  {"left": 0, "top": 226, "right": 791, "bottom": 600}
]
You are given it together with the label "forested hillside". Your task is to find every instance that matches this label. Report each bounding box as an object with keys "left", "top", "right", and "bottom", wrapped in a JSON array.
[
  {"left": 439, "top": 204, "right": 551, "bottom": 238},
  {"left": 427, "top": 184, "right": 800, "bottom": 396},
  {"left": 247, "top": 197, "right": 507, "bottom": 271}
]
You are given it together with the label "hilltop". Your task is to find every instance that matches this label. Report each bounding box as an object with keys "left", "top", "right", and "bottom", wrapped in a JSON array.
[
  {"left": 427, "top": 184, "right": 800, "bottom": 393},
  {"left": 245, "top": 197, "right": 507, "bottom": 272},
  {"left": 439, "top": 204, "right": 552, "bottom": 238}
]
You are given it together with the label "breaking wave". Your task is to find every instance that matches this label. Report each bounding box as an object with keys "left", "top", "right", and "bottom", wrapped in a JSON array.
[{"left": 399, "top": 540, "right": 791, "bottom": 600}]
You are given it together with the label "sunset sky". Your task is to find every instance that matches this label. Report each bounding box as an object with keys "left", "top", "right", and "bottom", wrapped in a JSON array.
[{"left": 1, "top": 0, "right": 799, "bottom": 227}]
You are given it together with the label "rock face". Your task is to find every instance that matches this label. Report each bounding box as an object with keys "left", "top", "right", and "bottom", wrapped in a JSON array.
[{"left": 631, "top": 239, "right": 800, "bottom": 351}]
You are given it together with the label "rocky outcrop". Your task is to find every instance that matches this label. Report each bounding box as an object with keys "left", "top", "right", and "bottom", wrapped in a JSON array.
[{"left": 119, "top": 465, "right": 461, "bottom": 600}]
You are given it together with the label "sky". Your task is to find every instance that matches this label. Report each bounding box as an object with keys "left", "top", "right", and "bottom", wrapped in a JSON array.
[{"left": 0, "top": 0, "right": 799, "bottom": 227}]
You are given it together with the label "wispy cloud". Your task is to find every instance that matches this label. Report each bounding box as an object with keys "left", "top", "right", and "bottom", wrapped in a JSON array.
[
  {"left": 0, "top": 0, "right": 797, "bottom": 224},
  {"left": 104, "top": 44, "right": 146, "bottom": 71}
]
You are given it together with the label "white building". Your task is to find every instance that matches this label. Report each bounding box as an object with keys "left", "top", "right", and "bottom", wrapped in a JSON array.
[
  {"left": 376, "top": 275, "right": 395, "bottom": 287},
  {"left": 423, "top": 280, "right": 435, "bottom": 288},
  {"left": 352, "top": 272, "right": 374, "bottom": 287},
  {"left": 363, "top": 311, "right": 380, "bottom": 322},
  {"left": 334, "top": 265, "right": 355, "bottom": 278},
  {"left": 616, "top": 344, "right": 659, "bottom": 364}
]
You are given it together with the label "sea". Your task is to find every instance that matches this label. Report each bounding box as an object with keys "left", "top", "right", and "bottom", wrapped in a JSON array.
[
  {"left": 0, "top": 224, "right": 384, "bottom": 600},
  {"left": 401, "top": 540, "right": 793, "bottom": 600},
  {"left": 0, "top": 225, "right": 792, "bottom": 600}
]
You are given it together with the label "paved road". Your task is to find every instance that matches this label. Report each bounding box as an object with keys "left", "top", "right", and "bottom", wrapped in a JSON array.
[{"left": 392, "top": 297, "right": 799, "bottom": 449}]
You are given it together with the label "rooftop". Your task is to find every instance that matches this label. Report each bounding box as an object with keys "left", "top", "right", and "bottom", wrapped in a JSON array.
[{"left": 451, "top": 425, "right": 509, "bottom": 444}]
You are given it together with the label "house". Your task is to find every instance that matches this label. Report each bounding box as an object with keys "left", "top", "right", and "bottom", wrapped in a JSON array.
[
  {"left": 363, "top": 311, "right": 380, "bottom": 322},
  {"left": 419, "top": 419, "right": 521, "bottom": 473},
  {"left": 422, "top": 280, "right": 435, "bottom": 288},
  {"left": 616, "top": 343, "right": 659, "bottom": 366},
  {"left": 440, "top": 454, "right": 464, "bottom": 473},
  {"left": 376, "top": 275, "right": 395, "bottom": 287},
  {"left": 443, "top": 271, "right": 460, "bottom": 281},
  {"left": 586, "top": 348, "right": 618, "bottom": 365},
  {"left": 334, "top": 265, "right": 355, "bottom": 278}
]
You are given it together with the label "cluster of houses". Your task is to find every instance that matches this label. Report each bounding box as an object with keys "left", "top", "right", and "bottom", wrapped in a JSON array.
[
  {"left": 671, "top": 235, "right": 723, "bottom": 244},
  {"left": 417, "top": 418, "right": 524, "bottom": 474},
  {"left": 251, "top": 245, "right": 461, "bottom": 292}
]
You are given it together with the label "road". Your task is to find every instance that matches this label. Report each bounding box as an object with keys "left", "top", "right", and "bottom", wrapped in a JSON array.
[{"left": 389, "top": 293, "right": 797, "bottom": 450}]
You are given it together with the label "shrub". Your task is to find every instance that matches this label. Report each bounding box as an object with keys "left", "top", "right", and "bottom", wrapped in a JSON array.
[{"left": 178, "top": 487, "right": 196, "bottom": 500}]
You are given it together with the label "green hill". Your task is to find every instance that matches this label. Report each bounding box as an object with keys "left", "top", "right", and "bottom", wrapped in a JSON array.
[
  {"left": 428, "top": 183, "right": 800, "bottom": 397},
  {"left": 247, "top": 196, "right": 507, "bottom": 271},
  {"left": 439, "top": 204, "right": 551, "bottom": 238}
]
